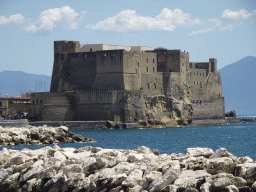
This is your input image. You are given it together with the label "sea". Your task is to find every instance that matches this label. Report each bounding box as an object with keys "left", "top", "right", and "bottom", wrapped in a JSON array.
[{"left": 1, "top": 117, "right": 256, "bottom": 160}]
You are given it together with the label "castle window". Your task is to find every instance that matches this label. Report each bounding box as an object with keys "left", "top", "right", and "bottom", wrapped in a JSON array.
[
  {"left": 219, "top": 93, "right": 220, "bottom": 97},
  {"left": 147, "top": 83, "right": 150, "bottom": 89},
  {"left": 138, "top": 62, "right": 139, "bottom": 67},
  {"left": 147, "top": 67, "right": 148, "bottom": 72},
  {"left": 196, "top": 100, "right": 198, "bottom": 103},
  {"left": 0, "top": 102, "right": 2, "bottom": 107},
  {"left": 197, "top": 73, "right": 198, "bottom": 76},
  {"left": 40, "top": 99, "right": 42, "bottom": 104},
  {"left": 197, "top": 82, "right": 198, "bottom": 85},
  {"left": 194, "top": 81, "right": 195, "bottom": 85},
  {"left": 146, "top": 58, "right": 148, "bottom": 63},
  {"left": 32, "top": 100, "right": 34, "bottom": 105},
  {"left": 9, "top": 101, "right": 12, "bottom": 104},
  {"left": 153, "top": 59, "right": 155, "bottom": 63},
  {"left": 182, "top": 63, "right": 184, "bottom": 66},
  {"left": 71, "top": 46, "right": 73, "bottom": 48},
  {"left": 36, "top": 100, "right": 38, "bottom": 104},
  {"left": 200, "top": 100, "right": 202, "bottom": 105},
  {"left": 203, "top": 73, "right": 204, "bottom": 76},
  {"left": 153, "top": 67, "right": 155, "bottom": 72},
  {"left": 200, "top": 73, "right": 201, "bottom": 76},
  {"left": 154, "top": 83, "right": 156, "bottom": 89},
  {"left": 200, "top": 82, "right": 202, "bottom": 88},
  {"left": 193, "top": 100, "right": 194, "bottom": 103},
  {"left": 90, "top": 48, "right": 92, "bottom": 52}
]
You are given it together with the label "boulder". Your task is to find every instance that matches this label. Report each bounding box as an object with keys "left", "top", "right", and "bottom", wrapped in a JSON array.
[
  {"left": 174, "top": 170, "right": 211, "bottom": 188},
  {"left": 204, "top": 157, "right": 237, "bottom": 174},
  {"left": 185, "top": 147, "right": 214, "bottom": 158},
  {"left": 160, "top": 185, "right": 178, "bottom": 192},
  {"left": 199, "top": 182, "right": 211, "bottom": 192},
  {"left": 137, "top": 146, "right": 152, "bottom": 154},
  {"left": 148, "top": 164, "right": 180, "bottom": 192},
  {"left": 0, "top": 148, "right": 10, "bottom": 165},
  {"left": 209, "top": 148, "right": 234, "bottom": 159},
  {"left": 144, "top": 171, "right": 162, "bottom": 182},
  {"left": 122, "top": 169, "right": 144, "bottom": 188},
  {"left": 0, "top": 168, "right": 13, "bottom": 183},
  {"left": 234, "top": 162, "right": 256, "bottom": 184},
  {"left": 224, "top": 185, "right": 239, "bottom": 192},
  {"left": 0, "top": 172, "right": 20, "bottom": 192},
  {"left": 62, "top": 164, "right": 82, "bottom": 178}
]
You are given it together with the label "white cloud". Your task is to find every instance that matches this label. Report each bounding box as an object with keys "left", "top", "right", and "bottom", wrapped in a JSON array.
[
  {"left": 189, "top": 28, "right": 214, "bottom": 35},
  {"left": 189, "top": 18, "right": 221, "bottom": 35},
  {"left": 23, "top": 6, "right": 79, "bottom": 33},
  {"left": 221, "top": 9, "right": 256, "bottom": 20},
  {"left": 0, "top": 13, "right": 25, "bottom": 25},
  {"left": 87, "top": 8, "right": 201, "bottom": 32},
  {"left": 219, "top": 24, "right": 235, "bottom": 31}
]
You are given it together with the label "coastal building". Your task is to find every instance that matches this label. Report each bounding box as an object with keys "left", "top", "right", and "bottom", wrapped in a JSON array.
[
  {"left": 30, "top": 41, "right": 224, "bottom": 124},
  {"left": 0, "top": 94, "right": 31, "bottom": 119}
]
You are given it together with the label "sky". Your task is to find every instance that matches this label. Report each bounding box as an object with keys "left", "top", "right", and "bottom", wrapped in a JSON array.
[{"left": 0, "top": 0, "right": 256, "bottom": 76}]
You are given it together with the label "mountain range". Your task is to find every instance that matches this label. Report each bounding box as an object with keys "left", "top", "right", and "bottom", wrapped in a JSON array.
[
  {"left": 0, "top": 70, "right": 51, "bottom": 97},
  {"left": 218, "top": 56, "right": 256, "bottom": 116},
  {"left": 0, "top": 56, "right": 255, "bottom": 115}
]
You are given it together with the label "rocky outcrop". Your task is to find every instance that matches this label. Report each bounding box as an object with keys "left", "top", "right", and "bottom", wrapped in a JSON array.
[
  {"left": 0, "top": 125, "right": 95, "bottom": 146},
  {"left": 0, "top": 146, "right": 255, "bottom": 192}
]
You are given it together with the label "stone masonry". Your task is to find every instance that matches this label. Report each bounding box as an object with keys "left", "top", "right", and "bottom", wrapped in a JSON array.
[{"left": 30, "top": 41, "right": 224, "bottom": 125}]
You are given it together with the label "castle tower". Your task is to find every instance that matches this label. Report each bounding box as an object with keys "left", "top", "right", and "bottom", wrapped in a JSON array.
[
  {"left": 54, "top": 41, "right": 80, "bottom": 53},
  {"left": 51, "top": 41, "right": 80, "bottom": 92},
  {"left": 209, "top": 58, "right": 217, "bottom": 73}
]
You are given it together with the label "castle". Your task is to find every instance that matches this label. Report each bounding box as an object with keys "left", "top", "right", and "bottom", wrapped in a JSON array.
[{"left": 31, "top": 41, "right": 224, "bottom": 125}]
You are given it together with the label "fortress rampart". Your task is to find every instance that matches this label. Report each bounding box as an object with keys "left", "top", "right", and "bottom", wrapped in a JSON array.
[{"left": 31, "top": 41, "right": 225, "bottom": 124}]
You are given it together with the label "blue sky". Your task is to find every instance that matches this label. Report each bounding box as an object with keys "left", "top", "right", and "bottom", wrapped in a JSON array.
[{"left": 1, "top": 0, "right": 255, "bottom": 76}]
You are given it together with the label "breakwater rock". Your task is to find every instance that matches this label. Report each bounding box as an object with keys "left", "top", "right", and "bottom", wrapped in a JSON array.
[
  {"left": 0, "top": 125, "right": 95, "bottom": 146},
  {"left": 0, "top": 146, "right": 255, "bottom": 192}
]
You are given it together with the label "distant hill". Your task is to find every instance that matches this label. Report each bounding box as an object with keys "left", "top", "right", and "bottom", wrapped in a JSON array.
[
  {"left": 218, "top": 56, "right": 256, "bottom": 116},
  {"left": 0, "top": 70, "right": 51, "bottom": 97}
]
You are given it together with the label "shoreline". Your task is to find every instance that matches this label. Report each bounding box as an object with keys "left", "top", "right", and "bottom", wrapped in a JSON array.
[{"left": 25, "top": 118, "right": 246, "bottom": 130}]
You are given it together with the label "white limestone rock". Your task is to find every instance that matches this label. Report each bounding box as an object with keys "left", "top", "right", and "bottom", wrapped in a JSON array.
[
  {"left": 234, "top": 162, "right": 256, "bottom": 184},
  {"left": 149, "top": 163, "right": 180, "bottom": 192},
  {"left": 200, "top": 182, "right": 211, "bottom": 192},
  {"left": 185, "top": 147, "right": 214, "bottom": 157},
  {"left": 128, "top": 153, "right": 144, "bottom": 163},
  {"left": 127, "top": 185, "right": 147, "bottom": 192},
  {"left": 209, "top": 148, "right": 234, "bottom": 159},
  {"left": 160, "top": 185, "right": 178, "bottom": 192},
  {"left": 122, "top": 169, "right": 145, "bottom": 188},
  {"left": 82, "top": 157, "right": 97, "bottom": 174},
  {"left": 19, "top": 161, "right": 45, "bottom": 184},
  {"left": 0, "top": 148, "right": 10, "bottom": 165},
  {"left": 225, "top": 185, "right": 239, "bottom": 192},
  {"left": 212, "top": 177, "right": 233, "bottom": 188},
  {"left": 144, "top": 171, "right": 162, "bottom": 182},
  {"left": 62, "top": 164, "right": 82, "bottom": 178},
  {"left": 174, "top": 170, "right": 211, "bottom": 188},
  {"left": 0, "top": 168, "right": 13, "bottom": 183},
  {"left": 204, "top": 157, "right": 237, "bottom": 174},
  {"left": 137, "top": 146, "right": 152, "bottom": 154}
]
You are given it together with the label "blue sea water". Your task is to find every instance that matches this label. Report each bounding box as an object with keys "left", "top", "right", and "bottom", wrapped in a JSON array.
[{"left": 1, "top": 122, "right": 256, "bottom": 160}]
